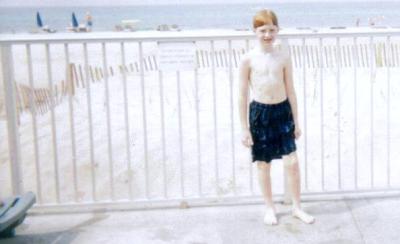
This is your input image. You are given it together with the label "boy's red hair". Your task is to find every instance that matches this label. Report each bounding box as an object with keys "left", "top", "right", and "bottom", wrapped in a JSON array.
[{"left": 253, "top": 9, "right": 279, "bottom": 29}]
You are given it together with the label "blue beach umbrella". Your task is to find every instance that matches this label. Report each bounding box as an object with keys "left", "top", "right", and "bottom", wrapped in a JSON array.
[
  {"left": 36, "top": 12, "right": 43, "bottom": 28},
  {"left": 72, "top": 12, "right": 79, "bottom": 28}
]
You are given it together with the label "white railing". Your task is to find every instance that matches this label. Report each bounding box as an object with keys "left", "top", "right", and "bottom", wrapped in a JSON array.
[{"left": 1, "top": 29, "right": 400, "bottom": 213}]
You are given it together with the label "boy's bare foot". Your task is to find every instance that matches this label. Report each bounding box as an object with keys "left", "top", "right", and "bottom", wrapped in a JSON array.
[
  {"left": 292, "top": 208, "right": 315, "bottom": 224},
  {"left": 263, "top": 207, "right": 278, "bottom": 225}
]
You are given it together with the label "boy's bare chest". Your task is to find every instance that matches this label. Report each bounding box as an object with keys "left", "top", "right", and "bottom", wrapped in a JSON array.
[
  {"left": 251, "top": 57, "right": 284, "bottom": 75},
  {"left": 249, "top": 54, "right": 285, "bottom": 84}
]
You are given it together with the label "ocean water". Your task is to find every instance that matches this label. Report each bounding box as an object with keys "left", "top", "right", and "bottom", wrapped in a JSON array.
[{"left": 0, "top": 2, "right": 399, "bottom": 33}]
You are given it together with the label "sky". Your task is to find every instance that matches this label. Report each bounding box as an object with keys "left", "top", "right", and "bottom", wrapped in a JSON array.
[{"left": 0, "top": 0, "right": 394, "bottom": 7}]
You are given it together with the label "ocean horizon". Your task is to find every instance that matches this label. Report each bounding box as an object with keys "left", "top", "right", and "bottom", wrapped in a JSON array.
[{"left": 1, "top": 1, "right": 400, "bottom": 33}]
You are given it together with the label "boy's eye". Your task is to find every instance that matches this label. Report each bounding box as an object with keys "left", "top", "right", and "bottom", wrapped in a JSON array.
[
  {"left": 256, "top": 25, "right": 278, "bottom": 33},
  {"left": 261, "top": 28, "right": 277, "bottom": 33}
]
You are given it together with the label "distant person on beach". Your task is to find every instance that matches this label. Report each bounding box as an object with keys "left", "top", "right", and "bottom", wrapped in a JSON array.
[
  {"left": 238, "top": 9, "right": 315, "bottom": 225},
  {"left": 369, "top": 15, "right": 385, "bottom": 27},
  {"left": 85, "top": 12, "right": 93, "bottom": 31},
  {"left": 356, "top": 18, "right": 360, "bottom": 27},
  {"left": 368, "top": 17, "right": 375, "bottom": 26}
]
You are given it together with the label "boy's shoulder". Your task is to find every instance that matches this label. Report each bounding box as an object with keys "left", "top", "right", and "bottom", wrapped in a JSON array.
[
  {"left": 239, "top": 49, "right": 255, "bottom": 65},
  {"left": 242, "top": 48, "right": 256, "bottom": 58},
  {"left": 248, "top": 47, "right": 261, "bottom": 55},
  {"left": 240, "top": 48, "right": 259, "bottom": 63},
  {"left": 276, "top": 41, "right": 291, "bottom": 60}
]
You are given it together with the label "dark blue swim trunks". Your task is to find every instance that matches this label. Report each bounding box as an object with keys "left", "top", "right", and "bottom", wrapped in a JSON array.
[{"left": 249, "top": 99, "right": 297, "bottom": 163}]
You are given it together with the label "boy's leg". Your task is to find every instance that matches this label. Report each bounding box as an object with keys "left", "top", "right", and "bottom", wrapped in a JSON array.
[
  {"left": 283, "top": 152, "right": 315, "bottom": 224},
  {"left": 257, "top": 161, "right": 274, "bottom": 208},
  {"left": 257, "top": 161, "right": 278, "bottom": 225}
]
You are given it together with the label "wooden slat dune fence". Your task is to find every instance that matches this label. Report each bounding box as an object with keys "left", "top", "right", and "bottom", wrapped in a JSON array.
[{"left": 13, "top": 42, "right": 400, "bottom": 117}]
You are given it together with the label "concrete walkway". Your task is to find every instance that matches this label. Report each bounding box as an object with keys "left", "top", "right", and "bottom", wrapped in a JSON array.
[{"left": 2, "top": 196, "right": 400, "bottom": 244}]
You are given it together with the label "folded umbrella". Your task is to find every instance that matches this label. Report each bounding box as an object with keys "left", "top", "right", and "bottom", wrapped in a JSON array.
[
  {"left": 72, "top": 12, "right": 79, "bottom": 28},
  {"left": 36, "top": 12, "right": 43, "bottom": 28}
]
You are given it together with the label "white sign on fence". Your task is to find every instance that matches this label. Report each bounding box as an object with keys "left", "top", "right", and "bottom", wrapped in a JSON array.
[{"left": 157, "top": 42, "right": 196, "bottom": 71}]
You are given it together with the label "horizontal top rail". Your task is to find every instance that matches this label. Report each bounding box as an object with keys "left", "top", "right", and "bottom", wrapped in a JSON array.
[{"left": 1, "top": 28, "right": 400, "bottom": 44}]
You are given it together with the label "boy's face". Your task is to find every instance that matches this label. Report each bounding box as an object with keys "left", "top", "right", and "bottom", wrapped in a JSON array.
[{"left": 254, "top": 24, "right": 279, "bottom": 47}]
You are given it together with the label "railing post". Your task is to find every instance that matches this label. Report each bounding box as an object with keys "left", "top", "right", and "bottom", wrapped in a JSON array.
[{"left": 1, "top": 44, "right": 23, "bottom": 195}]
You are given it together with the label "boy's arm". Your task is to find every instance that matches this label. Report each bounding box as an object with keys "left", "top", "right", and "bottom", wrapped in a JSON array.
[
  {"left": 238, "top": 54, "right": 251, "bottom": 131},
  {"left": 283, "top": 52, "right": 299, "bottom": 126}
]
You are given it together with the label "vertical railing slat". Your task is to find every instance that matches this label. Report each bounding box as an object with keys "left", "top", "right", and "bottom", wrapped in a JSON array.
[
  {"left": 228, "top": 40, "right": 236, "bottom": 196},
  {"left": 26, "top": 44, "right": 42, "bottom": 203},
  {"left": 369, "top": 36, "right": 375, "bottom": 188},
  {"left": 45, "top": 43, "right": 61, "bottom": 203},
  {"left": 244, "top": 39, "right": 254, "bottom": 196},
  {"left": 302, "top": 38, "right": 308, "bottom": 191},
  {"left": 336, "top": 37, "right": 341, "bottom": 190},
  {"left": 1, "top": 44, "right": 23, "bottom": 195},
  {"left": 83, "top": 43, "right": 96, "bottom": 201},
  {"left": 319, "top": 38, "right": 325, "bottom": 191},
  {"left": 138, "top": 42, "right": 149, "bottom": 199},
  {"left": 352, "top": 37, "right": 359, "bottom": 189},
  {"left": 65, "top": 44, "right": 79, "bottom": 202},
  {"left": 176, "top": 70, "right": 184, "bottom": 197},
  {"left": 194, "top": 44, "right": 202, "bottom": 197},
  {"left": 158, "top": 69, "right": 168, "bottom": 198},
  {"left": 386, "top": 36, "right": 391, "bottom": 188},
  {"left": 101, "top": 42, "right": 115, "bottom": 200},
  {"left": 210, "top": 40, "right": 219, "bottom": 195},
  {"left": 120, "top": 42, "right": 133, "bottom": 200}
]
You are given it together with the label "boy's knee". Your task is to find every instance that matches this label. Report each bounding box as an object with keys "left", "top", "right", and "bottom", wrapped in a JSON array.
[
  {"left": 283, "top": 153, "right": 298, "bottom": 167},
  {"left": 256, "top": 161, "right": 270, "bottom": 169}
]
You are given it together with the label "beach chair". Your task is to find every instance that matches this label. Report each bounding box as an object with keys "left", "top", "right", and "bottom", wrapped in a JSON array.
[
  {"left": 0, "top": 192, "right": 36, "bottom": 238},
  {"left": 36, "top": 12, "right": 56, "bottom": 33},
  {"left": 121, "top": 19, "right": 140, "bottom": 31},
  {"left": 156, "top": 24, "right": 170, "bottom": 31},
  {"left": 67, "top": 12, "right": 89, "bottom": 32},
  {"left": 156, "top": 23, "right": 181, "bottom": 31}
]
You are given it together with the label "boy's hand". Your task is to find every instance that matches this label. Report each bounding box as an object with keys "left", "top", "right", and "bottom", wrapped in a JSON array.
[
  {"left": 294, "top": 123, "right": 301, "bottom": 139},
  {"left": 241, "top": 129, "right": 254, "bottom": 147}
]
